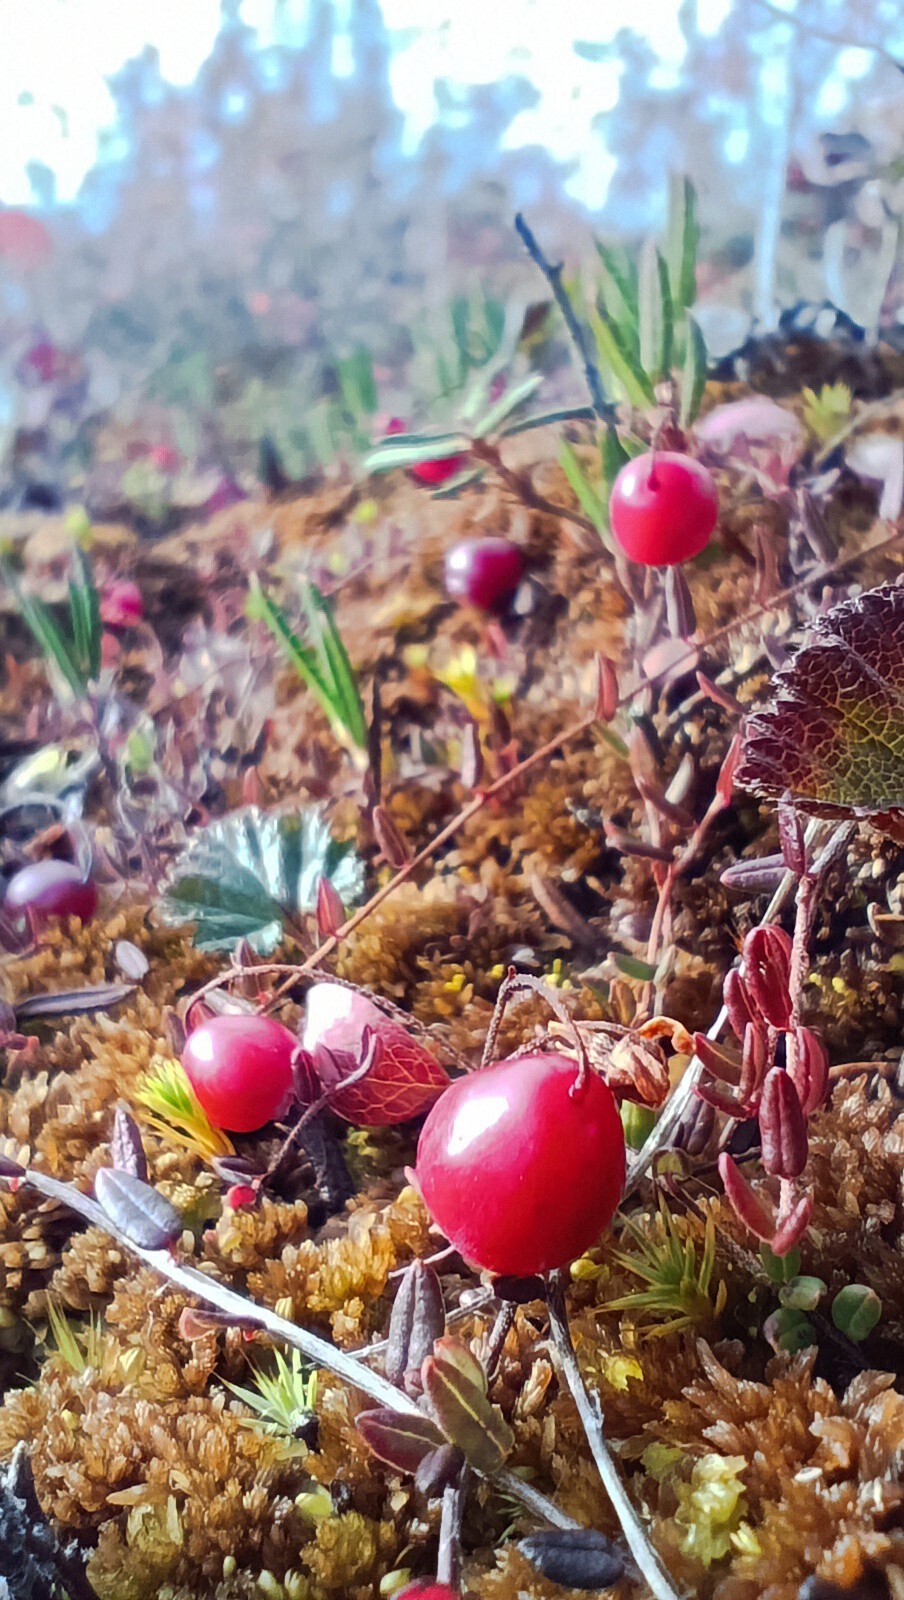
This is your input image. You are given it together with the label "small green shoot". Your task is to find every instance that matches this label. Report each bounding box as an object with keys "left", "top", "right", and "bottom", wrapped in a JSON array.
[
  {"left": 604, "top": 1198, "right": 726, "bottom": 1336},
  {"left": 248, "top": 577, "right": 367, "bottom": 753},
  {"left": 226, "top": 1348, "right": 318, "bottom": 1441},
  {"left": 2, "top": 544, "right": 102, "bottom": 700}
]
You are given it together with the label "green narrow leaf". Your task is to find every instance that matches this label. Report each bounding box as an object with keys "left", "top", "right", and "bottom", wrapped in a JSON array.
[
  {"left": 450, "top": 295, "right": 471, "bottom": 381},
  {"left": 69, "top": 547, "right": 102, "bottom": 680},
  {"left": 248, "top": 580, "right": 331, "bottom": 705},
  {"left": 679, "top": 313, "right": 709, "bottom": 426},
  {"left": 590, "top": 311, "right": 656, "bottom": 409},
  {"left": 595, "top": 242, "right": 639, "bottom": 347},
  {"left": 601, "top": 425, "right": 631, "bottom": 489},
  {"left": 364, "top": 433, "right": 470, "bottom": 474},
  {"left": 558, "top": 439, "right": 608, "bottom": 533},
  {"left": 2, "top": 561, "right": 86, "bottom": 699},
  {"left": 473, "top": 372, "right": 544, "bottom": 438},
  {"left": 638, "top": 241, "right": 673, "bottom": 385},
  {"left": 299, "top": 582, "right": 368, "bottom": 751},
  {"left": 666, "top": 175, "right": 699, "bottom": 312}
]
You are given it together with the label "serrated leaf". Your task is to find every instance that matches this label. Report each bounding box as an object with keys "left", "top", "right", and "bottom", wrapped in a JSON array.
[
  {"left": 590, "top": 311, "right": 656, "bottom": 409},
  {"left": 666, "top": 175, "right": 699, "bottom": 311},
  {"left": 94, "top": 1167, "right": 183, "bottom": 1250},
  {"left": 679, "top": 313, "right": 708, "bottom": 427},
  {"left": 738, "top": 583, "right": 904, "bottom": 838},
  {"left": 356, "top": 1408, "right": 446, "bottom": 1474},
  {"left": 638, "top": 241, "right": 673, "bottom": 384},
  {"left": 421, "top": 1335, "right": 514, "bottom": 1476},
  {"left": 159, "top": 805, "right": 364, "bottom": 953}
]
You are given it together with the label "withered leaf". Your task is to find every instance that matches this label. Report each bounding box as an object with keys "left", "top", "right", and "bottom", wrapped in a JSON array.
[
  {"left": 110, "top": 1106, "right": 149, "bottom": 1183},
  {"left": 738, "top": 583, "right": 904, "bottom": 837},
  {"left": 421, "top": 1336, "right": 514, "bottom": 1477},
  {"left": 385, "top": 1259, "right": 446, "bottom": 1389},
  {"left": 355, "top": 1407, "right": 446, "bottom": 1474},
  {"left": 519, "top": 1528, "right": 625, "bottom": 1590},
  {"left": 15, "top": 982, "right": 135, "bottom": 1021},
  {"left": 94, "top": 1167, "right": 183, "bottom": 1251}
]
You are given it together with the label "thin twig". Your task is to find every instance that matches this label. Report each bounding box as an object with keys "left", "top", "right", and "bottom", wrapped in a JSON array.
[
  {"left": 469, "top": 437, "right": 600, "bottom": 543},
  {"left": 514, "top": 213, "right": 615, "bottom": 425},
  {"left": 437, "top": 1465, "right": 470, "bottom": 1588},
  {"left": 751, "top": 0, "right": 903, "bottom": 71},
  {"left": 1, "top": 1163, "right": 576, "bottom": 1534},
  {"left": 546, "top": 1272, "right": 680, "bottom": 1600}
]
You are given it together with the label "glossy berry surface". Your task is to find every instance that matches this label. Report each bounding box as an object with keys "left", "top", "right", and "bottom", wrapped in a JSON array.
[
  {"left": 181, "top": 1013, "right": 296, "bottom": 1134},
  {"left": 398, "top": 1586, "right": 459, "bottom": 1600},
  {"left": 443, "top": 537, "right": 524, "bottom": 612},
  {"left": 302, "top": 982, "right": 448, "bottom": 1125},
  {"left": 4, "top": 859, "right": 98, "bottom": 926},
  {"left": 416, "top": 1051, "right": 625, "bottom": 1277},
  {"left": 609, "top": 451, "right": 718, "bottom": 566}
]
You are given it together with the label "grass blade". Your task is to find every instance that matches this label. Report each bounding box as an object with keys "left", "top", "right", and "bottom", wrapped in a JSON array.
[
  {"left": 666, "top": 175, "right": 699, "bottom": 312},
  {"left": 679, "top": 312, "right": 709, "bottom": 427}
]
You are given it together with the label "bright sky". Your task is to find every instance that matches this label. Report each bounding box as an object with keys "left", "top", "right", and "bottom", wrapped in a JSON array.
[{"left": 0, "top": 0, "right": 876, "bottom": 210}]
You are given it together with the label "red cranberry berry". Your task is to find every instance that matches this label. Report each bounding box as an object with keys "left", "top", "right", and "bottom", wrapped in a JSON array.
[
  {"left": 386, "top": 417, "right": 468, "bottom": 486},
  {"left": 443, "top": 537, "right": 524, "bottom": 612},
  {"left": 609, "top": 451, "right": 718, "bottom": 566},
  {"left": 100, "top": 579, "right": 143, "bottom": 629},
  {"left": 4, "top": 859, "right": 97, "bottom": 927},
  {"left": 415, "top": 1051, "right": 625, "bottom": 1277},
  {"left": 181, "top": 1013, "right": 297, "bottom": 1134},
  {"left": 398, "top": 1586, "right": 459, "bottom": 1600}
]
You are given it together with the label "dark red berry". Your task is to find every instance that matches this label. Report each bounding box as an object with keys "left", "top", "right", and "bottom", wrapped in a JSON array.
[
  {"left": 100, "top": 579, "right": 143, "bottom": 628},
  {"left": 443, "top": 537, "right": 524, "bottom": 612},
  {"left": 398, "top": 1585, "right": 459, "bottom": 1600},
  {"left": 181, "top": 1013, "right": 296, "bottom": 1133},
  {"left": 415, "top": 1051, "right": 625, "bottom": 1277},
  {"left": 609, "top": 451, "right": 718, "bottom": 566},
  {"left": 4, "top": 859, "right": 97, "bottom": 926}
]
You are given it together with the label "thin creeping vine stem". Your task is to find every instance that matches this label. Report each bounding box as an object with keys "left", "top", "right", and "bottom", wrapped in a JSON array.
[
  {"left": 514, "top": 212, "right": 616, "bottom": 428},
  {"left": 0, "top": 1160, "right": 577, "bottom": 1535},
  {"left": 546, "top": 1271, "right": 680, "bottom": 1600}
]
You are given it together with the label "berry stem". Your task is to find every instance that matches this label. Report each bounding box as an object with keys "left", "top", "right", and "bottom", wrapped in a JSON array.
[{"left": 546, "top": 1272, "right": 681, "bottom": 1600}]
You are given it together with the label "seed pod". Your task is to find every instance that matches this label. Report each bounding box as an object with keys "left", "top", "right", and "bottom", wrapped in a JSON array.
[
  {"left": 723, "top": 967, "right": 756, "bottom": 1042},
  {"left": 787, "top": 1027, "right": 829, "bottom": 1118},
  {"left": 720, "top": 854, "right": 787, "bottom": 895},
  {"left": 385, "top": 1259, "right": 446, "bottom": 1393},
  {"left": 315, "top": 875, "right": 345, "bottom": 941},
  {"left": 518, "top": 1529, "right": 625, "bottom": 1591},
  {"left": 742, "top": 925, "right": 792, "bottom": 1029},
  {"left": 760, "top": 1067, "right": 808, "bottom": 1178},
  {"left": 373, "top": 805, "right": 412, "bottom": 867}
]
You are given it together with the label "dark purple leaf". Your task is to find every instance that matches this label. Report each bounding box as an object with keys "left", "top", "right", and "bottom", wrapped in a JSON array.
[
  {"left": 519, "top": 1529, "right": 625, "bottom": 1590},
  {"left": 94, "top": 1167, "right": 182, "bottom": 1251},
  {"left": 385, "top": 1259, "right": 446, "bottom": 1391},
  {"left": 15, "top": 983, "right": 135, "bottom": 1021},
  {"left": 356, "top": 1407, "right": 446, "bottom": 1474},
  {"left": 110, "top": 1106, "right": 148, "bottom": 1182}
]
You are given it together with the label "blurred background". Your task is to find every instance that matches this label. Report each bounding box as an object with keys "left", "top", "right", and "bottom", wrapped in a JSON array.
[{"left": 1, "top": 0, "right": 903, "bottom": 514}]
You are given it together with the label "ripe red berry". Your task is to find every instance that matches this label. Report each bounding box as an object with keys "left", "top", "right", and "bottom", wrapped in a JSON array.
[
  {"left": 443, "top": 537, "right": 524, "bottom": 612},
  {"left": 609, "top": 451, "right": 718, "bottom": 566},
  {"left": 4, "top": 859, "right": 97, "bottom": 927},
  {"left": 415, "top": 1051, "right": 625, "bottom": 1277},
  {"left": 181, "top": 1013, "right": 297, "bottom": 1133},
  {"left": 100, "top": 578, "right": 143, "bottom": 628},
  {"left": 398, "top": 1585, "right": 459, "bottom": 1600}
]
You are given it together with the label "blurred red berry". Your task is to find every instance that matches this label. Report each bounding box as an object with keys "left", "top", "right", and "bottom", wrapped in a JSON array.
[
  {"left": 444, "top": 537, "right": 524, "bottom": 611},
  {"left": 4, "top": 860, "right": 97, "bottom": 927},
  {"left": 100, "top": 579, "right": 144, "bottom": 629}
]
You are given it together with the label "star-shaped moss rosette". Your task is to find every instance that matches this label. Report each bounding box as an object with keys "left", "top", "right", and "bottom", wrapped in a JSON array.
[{"left": 738, "top": 583, "right": 904, "bottom": 840}]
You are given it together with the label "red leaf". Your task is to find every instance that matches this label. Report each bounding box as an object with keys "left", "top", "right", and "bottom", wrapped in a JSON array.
[
  {"left": 303, "top": 983, "right": 449, "bottom": 1125},
  {"left": 356, "top": 1407, "right": 446, "bottom": 1474},
  {"left": 738, "top": 583, "right": 904, "bottom": 836}
]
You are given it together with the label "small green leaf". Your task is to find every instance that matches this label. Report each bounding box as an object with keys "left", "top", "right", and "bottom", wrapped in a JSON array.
[
  {"left": 778, "top": 1276, "right": 826, "bottom": 1312},
  {"left": 2, "top": 560, "right": 86, "bottom": 700},
  {"left": 595, "top": 242, "right": 639, "bottom": 345},
  {"left": 558, "top": 439, "right": 608, "bottom": 534},
  {"left": 473, "top": 372, "right": 544, "bottom": 438},
  {"left": 421, "top": 1335, "right": 513, "bottom": 1477},
  {"left": 831, "top": 1284, "right": 882, "bottom": 1342},
  {"left": 679, "top": 313, "right": 709, "bottom": 427},
  {"left": 68, "top": 546, "right": 102, "bottom": 680},
  {"left": 638, "top": 241, "right": 673, "bottom": 385},
  {"left": 760, "top": 1244, "right": 801, "bottom": 1284},
  {"left": 590, "top": 311, "right": 656, "bottom": 409},
  {"left": 601, "top": 426, "right": 631, "bottom": 488},
  {"left": 764, "top": 1307, "right": 816, "bottom": 1354},
  {"left": 666, "top": 175, "right": 699, "bottom": 312},
  {"left": 613, "top": 953, "right": 658, "bottom": 982},
  {"left": 250, "top": 578, "right": 367, "bottom": 752}
]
